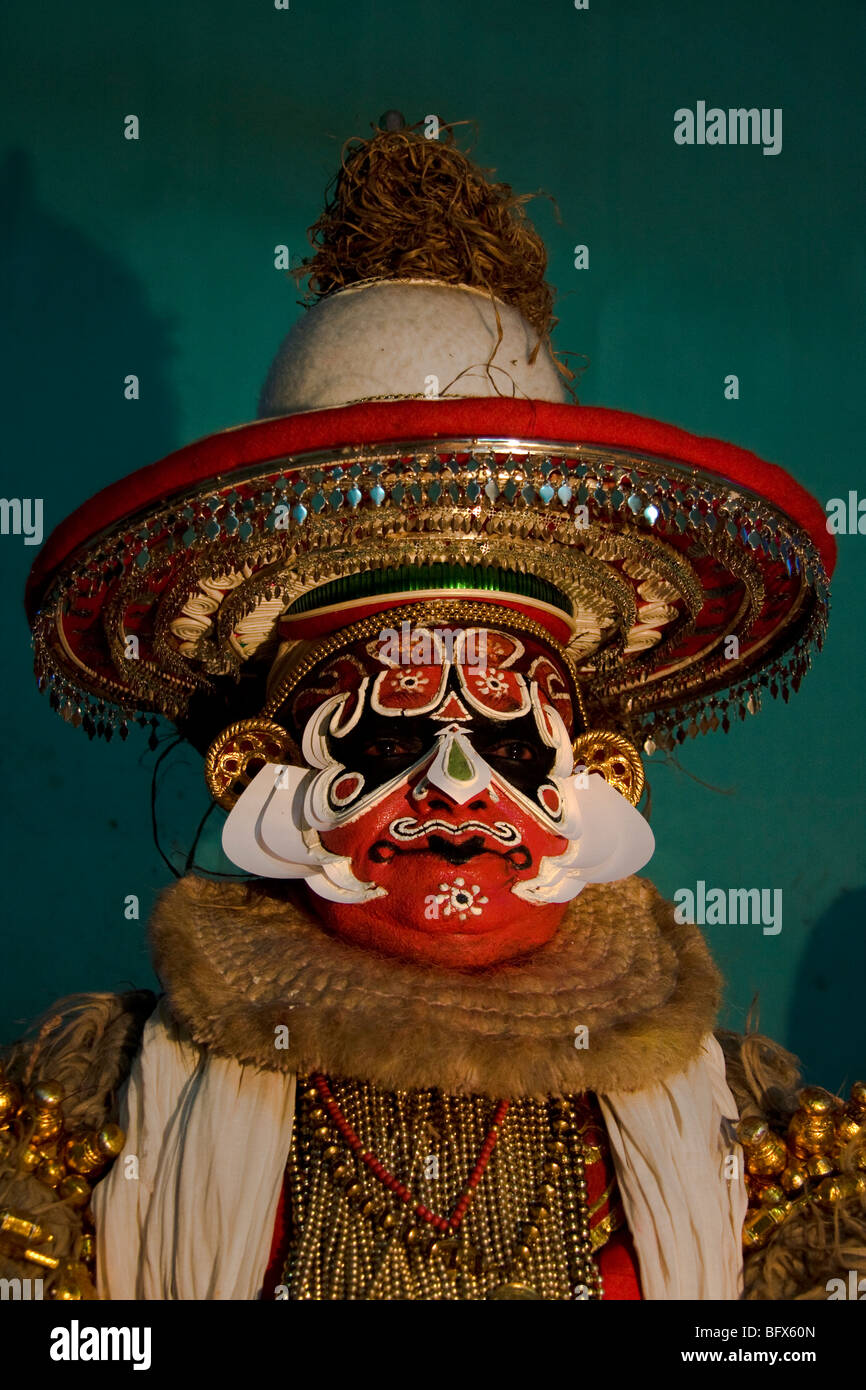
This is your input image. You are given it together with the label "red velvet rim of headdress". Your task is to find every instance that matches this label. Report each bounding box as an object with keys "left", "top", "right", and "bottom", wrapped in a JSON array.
[{"left": 26, "top": 397, "right": 834, "bottom": 614}]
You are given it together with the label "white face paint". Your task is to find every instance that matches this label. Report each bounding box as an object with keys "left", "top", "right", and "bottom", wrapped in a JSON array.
[
  {"left": 222, "top": 694, "right": 655, "bottom": 906},
  {"left": 387, "top": 816, "right": 521, "bottom": 847},
  {"left": 512, "top": 772, "right": 655, "bottom": 904},
  {"left": 221, "top": 761, "right": 385, "bottom": 903}
]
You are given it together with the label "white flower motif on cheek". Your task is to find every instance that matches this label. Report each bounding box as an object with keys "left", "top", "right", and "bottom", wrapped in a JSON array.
[{"left": 435, "top": 876, "right": 489, "bottom": 922}]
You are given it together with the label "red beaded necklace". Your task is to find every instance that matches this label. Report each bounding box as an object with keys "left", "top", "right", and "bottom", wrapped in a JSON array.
[{"left": 311, "top": 1073, "right": 510, "bottom": 1234}]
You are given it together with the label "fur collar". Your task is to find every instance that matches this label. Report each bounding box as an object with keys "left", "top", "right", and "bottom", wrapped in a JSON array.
[{"left": 149, "top": 874, "right": 720, "bottom": 1098}]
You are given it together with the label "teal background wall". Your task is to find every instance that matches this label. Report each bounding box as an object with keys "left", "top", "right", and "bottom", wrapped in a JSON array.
[{"left": 1, "top": 0, "right": 863, "bottom": 1087}]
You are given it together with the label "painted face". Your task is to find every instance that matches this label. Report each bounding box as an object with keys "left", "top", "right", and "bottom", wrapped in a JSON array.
[
  {"left": 223, "top": 624, "right": 655, "bottom": 968},
  {"left": 284, "top": 628, "right": 575, "bottom": 965}
]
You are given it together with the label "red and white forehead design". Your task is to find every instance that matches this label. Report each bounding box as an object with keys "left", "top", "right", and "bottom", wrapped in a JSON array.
[
  {"left": 370, "top": 628, "right": 534, "bottom": 721},
  {"left": 526, "top": 654, "right": 573, "bottom": 734},
  {"left": 287, "top": 625, "right": 576, "bottom": 737}
]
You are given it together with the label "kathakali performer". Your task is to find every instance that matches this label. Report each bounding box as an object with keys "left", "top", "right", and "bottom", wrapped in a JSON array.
[{"left": 1, "top": 122, "right": 864, "bottom": 1301}]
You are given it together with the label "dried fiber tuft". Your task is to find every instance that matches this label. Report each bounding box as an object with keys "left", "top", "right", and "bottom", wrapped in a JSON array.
[
  {"left": 297, "top": 122, "right": 556, "bottom": 341},
  {"left": 717, "top": 1027, "right": 802, "bottom": 1125}
]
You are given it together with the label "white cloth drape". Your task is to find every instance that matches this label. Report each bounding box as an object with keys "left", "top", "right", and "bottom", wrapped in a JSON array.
[
  {"left": 94, "top": 1001, "right": 296, "bottom": 1299},
  {"left": 599, "top": 1035, "right": 746, "bottom": 1299},
  {"left": 94, "top": 1004, "right": 745, "bottom": 1300}
]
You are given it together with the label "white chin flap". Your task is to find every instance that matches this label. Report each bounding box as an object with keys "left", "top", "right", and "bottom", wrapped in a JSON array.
[
  {"left": 221, "top": 763, "right": 386, "bottom": 903},
  {"left": 222, "top": 763, "right": 317, "bottom": 878},
  {"left": 513, "top": 772, "right": 655, "bottom": 905},
  {"left": 568, "top": 772, "right": 655, "bottom": 881}
]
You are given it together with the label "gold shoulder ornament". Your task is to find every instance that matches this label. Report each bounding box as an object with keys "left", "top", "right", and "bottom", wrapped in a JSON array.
[{"left": 738, "top": 1081, "right": 866, "bottom": 1250}]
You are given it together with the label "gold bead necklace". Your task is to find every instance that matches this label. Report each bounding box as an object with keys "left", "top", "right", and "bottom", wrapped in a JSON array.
[{"left": 281, "top": 1077, "right": 611, "bottom": 1301}]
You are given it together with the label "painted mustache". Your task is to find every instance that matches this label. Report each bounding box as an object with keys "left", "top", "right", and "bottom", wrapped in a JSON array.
[
  {"left": 387, "top": 817, "right": 521, "bottom": 845},
  {"left": 370, "top": 834, "right": 532, "bottom": 869}
]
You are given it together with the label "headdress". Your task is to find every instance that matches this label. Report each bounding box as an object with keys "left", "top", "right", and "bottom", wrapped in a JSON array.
[{"left": 25, "top": 123, "right": 834, "bottom": 795}]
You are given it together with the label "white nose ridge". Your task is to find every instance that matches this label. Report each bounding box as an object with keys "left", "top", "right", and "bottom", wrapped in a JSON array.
[{"left": 425, "top": 728, "right": 492, "bottom": 806}]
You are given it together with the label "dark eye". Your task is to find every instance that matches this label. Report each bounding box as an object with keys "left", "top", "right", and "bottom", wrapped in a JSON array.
[
  {"left": 363, "top": 736, "right": 423, "bottom": 759},
  {"left": 486, "top": 740, "right": 536, "bottom": 763}
]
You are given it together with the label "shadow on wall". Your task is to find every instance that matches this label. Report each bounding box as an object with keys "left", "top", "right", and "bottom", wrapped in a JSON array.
[
  {"left": 0, "top": 147, "right": 183, "bottom": 1044},
  {"left": 788, "top": 887, "right": 866, "bottom": 1093},
  {"left": 0, "top": 147, "right": 180, "bottom": 506}
]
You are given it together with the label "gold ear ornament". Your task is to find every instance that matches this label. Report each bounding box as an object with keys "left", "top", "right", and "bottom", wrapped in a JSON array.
[
  {"left": 572, "top": 730, "right": 645, "bottom": 806},
  {"left": 204, "top": 718, "right": 299, "bottom": 811}
]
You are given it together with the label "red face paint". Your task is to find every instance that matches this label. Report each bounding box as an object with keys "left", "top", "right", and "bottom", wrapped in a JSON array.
[
  {"left": 313, "top": 766, "right": 570, "bottom": 966},
  {"left": 278, "top": 625, "right": 580, "bottom": 967}
]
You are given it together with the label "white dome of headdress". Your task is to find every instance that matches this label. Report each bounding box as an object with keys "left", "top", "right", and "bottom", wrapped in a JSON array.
[{"left": 258, "top": 278, "right": 569, "bottom": 416}]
